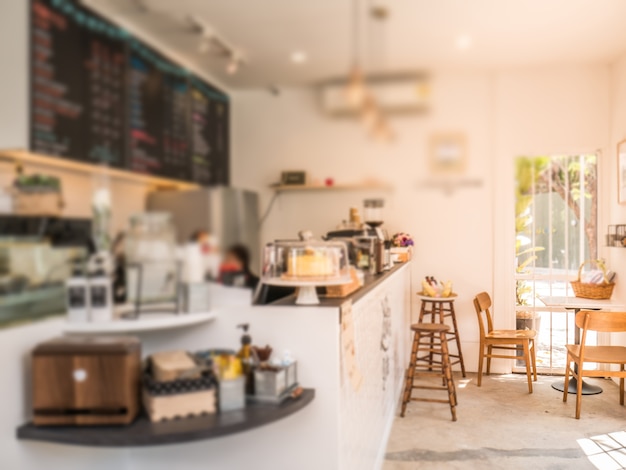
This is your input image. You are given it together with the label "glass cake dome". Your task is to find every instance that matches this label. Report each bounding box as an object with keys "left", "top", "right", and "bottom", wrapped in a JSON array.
[{"left": 262, "top": 240, "right": 351, "bottom": 305}]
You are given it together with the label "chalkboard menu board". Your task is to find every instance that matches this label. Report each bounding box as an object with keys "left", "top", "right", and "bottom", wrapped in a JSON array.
[
  {"left": 29, "top": 0, "right": 230, "bottom": 186},
  {"left": 162, "top": 71, "right": 191, "bottom": 181},
  {"left": 211, "top": 97, "right": 230, "bottom": 185},
  {"left": 31, "top": 0, "right": 85, "bottom": 160},
  {"left": 189, "top": 79, "right": 230, "bottom": 186},
  {"left": 127, "top": 49, "right": 164, "bottom": 174},
  {"left": 83, "top": 26, "right": 126, "bottom": 167}
]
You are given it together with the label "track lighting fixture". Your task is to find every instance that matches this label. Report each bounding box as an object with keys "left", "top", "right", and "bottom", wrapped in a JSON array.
[{"left": 186, "top": 14, "right": 246, "bottom": 75}]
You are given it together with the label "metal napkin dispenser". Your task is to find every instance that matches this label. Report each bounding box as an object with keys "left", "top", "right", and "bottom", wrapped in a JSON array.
[{"left": 31, "top": 336, "right": 141, "bottom": 426}]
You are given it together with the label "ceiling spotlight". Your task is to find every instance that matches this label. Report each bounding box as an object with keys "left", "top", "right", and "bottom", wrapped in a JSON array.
[
  {"left": 186, "top": 14, "right": 246, "bottom": 73},
  {"left": 198, "top": 39, "right": 211, "bottom": 54},
  {"left": 370, "top": 5, "right": 389, "bottom": 20},
  {"left": 226, "top": 56, "right": 239, "bottom": 75},
  {"left": 268, "top": 85, "right": 281, "bottom": 96},
  {"left": 290, "top": 51, "right": 308, "bottom": 64},
  {"left": 130, "top": 0, "right": 149, "bottom": 13},
  {"left": 456, "top": 34, "right": 472, "bottom": 50}
]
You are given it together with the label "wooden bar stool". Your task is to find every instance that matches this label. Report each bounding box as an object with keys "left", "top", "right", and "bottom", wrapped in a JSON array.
[
  {"left": 400, "top": 322, "right": 457, "bottom": 422},
  {"left": 417, "top": 294, "right": 466, "bottom": 377}
]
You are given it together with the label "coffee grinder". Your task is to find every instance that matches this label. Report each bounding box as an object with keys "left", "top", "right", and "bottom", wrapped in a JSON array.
[
  {"left": 363, "top": 199, "right": 385, "bottom": 241},
  {"left": 364, "top": 199, "right": 386, "bottom": 273}
]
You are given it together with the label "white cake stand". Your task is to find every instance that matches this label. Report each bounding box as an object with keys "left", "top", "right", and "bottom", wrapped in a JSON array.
[{"left": 263, "top": 276, "right": 351, "bottom": 305}]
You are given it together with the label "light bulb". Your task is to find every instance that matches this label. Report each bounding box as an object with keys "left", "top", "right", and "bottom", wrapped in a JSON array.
[
  {"left": 456, "top": 34, "right": 472, "bottom": 50},
  {"left": 371, "top": 118, "right": 395, "bottom": 143},
  {"left": 361, "top": 95, "right": 379, "bottom": 129},
  {"left": 226, "top": 58, "right": 239, "bottom": 75},
  {"left": 290, "top": 51, "right": 307, "bottom": 64},
  {"left": 345, "top": 67, "right": 366, "bottom": 107}
]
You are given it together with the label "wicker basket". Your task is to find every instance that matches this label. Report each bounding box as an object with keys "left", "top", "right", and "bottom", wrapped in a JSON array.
[{"left": 570, "top": 259, "right": 615, "bottom": 300}]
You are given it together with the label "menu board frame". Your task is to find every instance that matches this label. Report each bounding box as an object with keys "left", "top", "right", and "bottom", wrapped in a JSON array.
[{"left": 28, "top": 0, "right": 230, "bottom": 186}]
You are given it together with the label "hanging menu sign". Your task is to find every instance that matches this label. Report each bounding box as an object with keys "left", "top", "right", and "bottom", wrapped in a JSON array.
[
  {"left": 211, "top": 97, "right": 230, "bottom": 185},
  {"left": 161, "top": 71, "right": 191, "bottom": 180},
  {"left": 127, "top": 47, "right": 164, "bottom": 174},
  {"left": 190, "top": 79, "right": 230, "bottom": 186},
  {"left": 31, "top": 0, "right": 85, "bottom": 159},
  {"left": 82, "top": 25, "right": 126, "bottom": 167},
  {"left": 29, "top": 0, "right": 230, "bottom": 185},
  {"left": 190, "top": 83, "right": 212, "bottom": 185}
]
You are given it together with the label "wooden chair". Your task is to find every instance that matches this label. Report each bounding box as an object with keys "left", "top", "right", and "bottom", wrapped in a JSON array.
[
  {"left": 563, "top": 310, "right": 626, "bottom": 419},
  {"left": 473, "top": 292, "right": 537, "bottom": 393}
]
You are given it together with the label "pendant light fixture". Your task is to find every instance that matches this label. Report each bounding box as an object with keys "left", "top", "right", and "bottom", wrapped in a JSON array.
[
  {"left": 365, "top": 2, "right": 393, "bottom": 142},
  {"left": 344, "top": 0, "right": 395, "bottom": 141},
  {"left": 345, "top": 0, "right": 367, "bottom": 107},
  {"left": 360, "top": 93, "right": 379, "bottom": 129}
]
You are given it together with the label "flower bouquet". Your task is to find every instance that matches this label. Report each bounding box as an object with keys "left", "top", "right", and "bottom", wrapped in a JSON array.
[
  {"left": 392, "top": 232, "right": 414, "bottom": 248},
  {"left": 390, "top": 232, "right": 413, "bottom": 262}
]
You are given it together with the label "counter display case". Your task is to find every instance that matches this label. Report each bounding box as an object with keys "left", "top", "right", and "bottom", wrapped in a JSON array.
[{"left": 0, "top": 237, "right": 86, "bottom": 326}]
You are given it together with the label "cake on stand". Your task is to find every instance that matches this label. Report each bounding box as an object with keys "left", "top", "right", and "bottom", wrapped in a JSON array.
[{"left": 262, "top": 240, "right": 351, "bottom": 305}]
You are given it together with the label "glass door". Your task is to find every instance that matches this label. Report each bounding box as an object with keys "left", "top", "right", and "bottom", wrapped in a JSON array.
[{"left": 514, "top": 154, "right": 598, "bottom": 374}]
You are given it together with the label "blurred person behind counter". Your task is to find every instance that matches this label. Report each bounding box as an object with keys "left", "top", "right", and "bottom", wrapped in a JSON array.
[
  {"left": 187, "top": 231, "right": 259, "bottom": 290},
  {"left": 218, "top": 244, "right": 260, "bottom": 290},
  {"left": 190, "top": 229, "right": 221, "bottom": 281}
]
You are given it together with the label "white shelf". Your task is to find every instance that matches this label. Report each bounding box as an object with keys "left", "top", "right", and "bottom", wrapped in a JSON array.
[
  {"left": 271, "top": 183, "right": 392, "bottom": 193},
  {"left": 63, "top": 311, "right": 216, "bottom": 335}
]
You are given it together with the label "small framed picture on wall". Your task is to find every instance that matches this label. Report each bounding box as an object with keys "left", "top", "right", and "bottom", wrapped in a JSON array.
[
  {"left": 619, "top": 139, "right": 626, "bottom": 204},
  {"left": 429, "top": 133, "right": 467, "bottom": 174}
]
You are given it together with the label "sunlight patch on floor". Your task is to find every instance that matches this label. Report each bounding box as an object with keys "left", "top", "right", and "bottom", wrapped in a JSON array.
[
  {"left": 578, "top": 432, "right": 626, "bottom": 469},
  {"left": 490, "top": 373, "right": 550, "bottom": 385},
  {"left": 457, "top": 379, "right": 472, "bottom": 389}
]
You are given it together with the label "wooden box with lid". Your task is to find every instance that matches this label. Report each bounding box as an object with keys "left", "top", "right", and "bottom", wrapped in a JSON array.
[{"left": 31, "top": 336, "right": 141, "bottom": 426}]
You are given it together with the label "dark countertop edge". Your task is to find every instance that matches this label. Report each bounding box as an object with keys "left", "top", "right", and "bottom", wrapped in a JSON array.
[
  {"left": 16, "top": 389, "right": 315, "bottom": 448},
  {"left": 269, "top": 262, "right": 410, "bottom": 308}
]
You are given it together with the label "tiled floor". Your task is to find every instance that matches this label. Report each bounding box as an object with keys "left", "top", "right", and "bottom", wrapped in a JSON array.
[{"left": 385, "top": 373, "right": 626, "bottom": 469}]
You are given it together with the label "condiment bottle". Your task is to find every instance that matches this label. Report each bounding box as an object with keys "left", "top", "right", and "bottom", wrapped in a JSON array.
[
  {"left": 375, "top": 239, "right": 384, "bottom": 274},
  {"left": 66, "top": 263, "right": 89, "bottom": 323},
  {"left": 89, "top": 256, "right": 114, "bottom": 322},
  {"left": 384, "top": 240, "right": 392, "bottom": 269}
]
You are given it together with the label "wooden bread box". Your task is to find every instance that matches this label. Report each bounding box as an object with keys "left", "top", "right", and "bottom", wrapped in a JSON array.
[{"left": 32, "top": 336, "right": 141, "bottom": 426}]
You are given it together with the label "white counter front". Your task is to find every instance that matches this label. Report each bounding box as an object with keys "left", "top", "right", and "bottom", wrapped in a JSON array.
[{"left": 8, "top": 262, "right": 412, "bottom": 470}]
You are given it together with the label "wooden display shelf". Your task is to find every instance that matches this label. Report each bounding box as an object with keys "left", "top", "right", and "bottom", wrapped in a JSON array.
[
  {"left": 0, "top": 149, "right": 200, "bottom": 190},
  {"left": 16, "top": 389, "right": 315, "bottom": 447},
  {"left": 270, "top": 183, "right": 392, "bottom": 193}
]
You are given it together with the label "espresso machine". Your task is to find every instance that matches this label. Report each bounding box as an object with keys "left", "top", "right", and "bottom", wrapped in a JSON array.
[{"left": 325, "top": 199, "right": 387, "bottom": 273}]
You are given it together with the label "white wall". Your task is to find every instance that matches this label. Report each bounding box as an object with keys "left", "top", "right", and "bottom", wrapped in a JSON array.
[
  {"left": 0, "top": 1, "right": 28, "bottom": 149},
  {"left": 607, "top": 53, "right": 626, "bottom": 349},
  {"left": 492, "top": 66, "right": 611, "bottom": 331},
  {"left": 608, "top": 53, "right": 626, "bottom": 299},
  {"left": 233, "top": 65, "right": 611, "bottom": 373}
]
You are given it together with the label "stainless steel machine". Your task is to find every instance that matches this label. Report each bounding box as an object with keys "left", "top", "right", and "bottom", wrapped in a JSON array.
[
  {"left": 325, "top": 198, "right": 388, "bottom": 273},
  {"left": 147, "top": 187, "right": 261, "bottom": 274}
]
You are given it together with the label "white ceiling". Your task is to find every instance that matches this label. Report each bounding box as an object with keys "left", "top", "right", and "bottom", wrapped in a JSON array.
[{"left": 86, "top": 0, "right": 626, "bottom": 88}]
